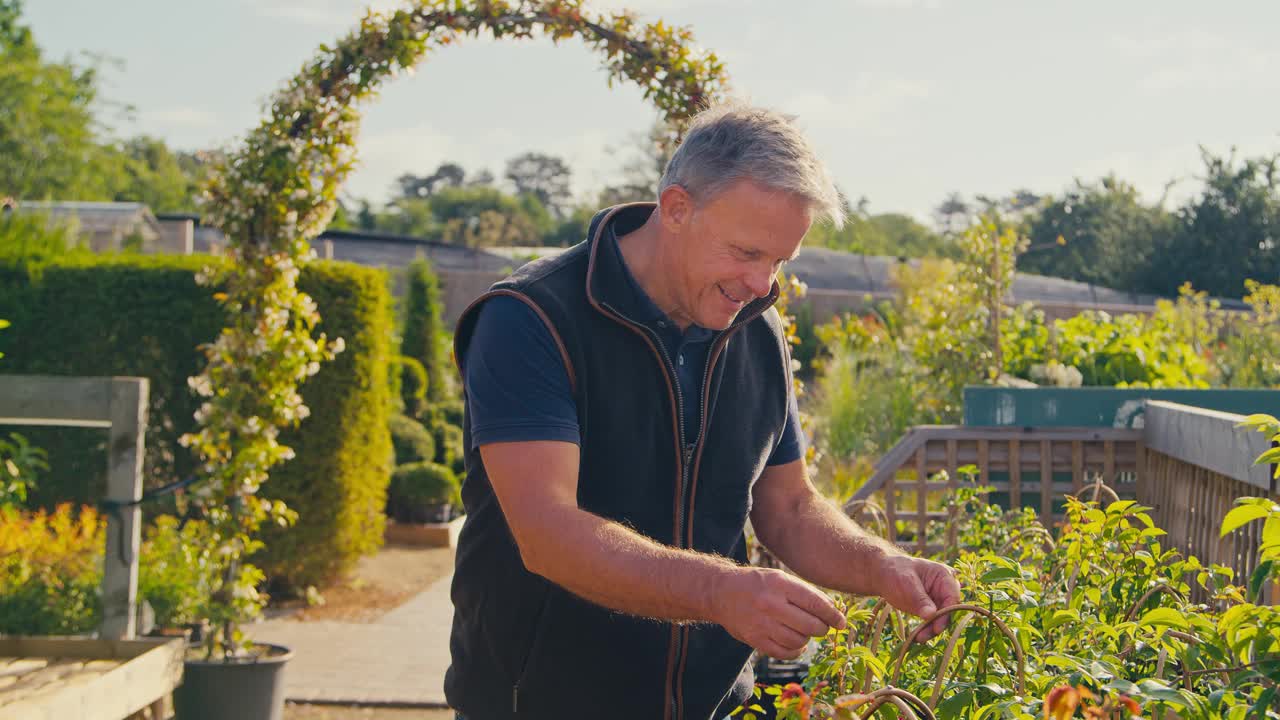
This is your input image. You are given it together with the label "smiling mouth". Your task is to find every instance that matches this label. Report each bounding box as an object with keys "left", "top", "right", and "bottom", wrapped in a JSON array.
[{"left": 717, "top": 284, "right": 747, "bottom": 305}]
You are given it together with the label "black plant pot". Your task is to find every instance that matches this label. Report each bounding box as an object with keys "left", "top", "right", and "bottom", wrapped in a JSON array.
[
  {"left": 744, "top": 657, "right": 810, "bottom": 720},
  {"left": 173, "top": 644, "right": 293, "bottom": 720}
]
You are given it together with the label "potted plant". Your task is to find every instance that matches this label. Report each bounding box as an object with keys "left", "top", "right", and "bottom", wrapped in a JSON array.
[{"left": 388, "top": 461, "right": 461, "bottom": 524}]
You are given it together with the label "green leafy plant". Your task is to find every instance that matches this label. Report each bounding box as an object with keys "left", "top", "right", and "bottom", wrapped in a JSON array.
[
  {"left": 138, "top": 515, "right": 217, "bottom": 629},
  {"left": 387, "top": 461, "right": 460, "bottom": 523},
  {"left": 756, "top": 484, "right": 1279, "bottom": 719},
  {"left": 390, "top": 413, "right": 436, "bottom": 466},
  {"left": 0, "top": 431, "right": 46, "bottom": 508},
  {"left": 0, "top": 504, "right": 104, "bottom": 635}
]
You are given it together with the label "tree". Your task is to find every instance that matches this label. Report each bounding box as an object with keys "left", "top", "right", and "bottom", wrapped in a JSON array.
[
  {"left": 505, "top": 151, "right": 571, "bottom": 218},
  {"left": 401, "top": 259, "right": 447, "bottom": 403},
  {"left": 1018, "top": 176, "right": 1173, "bottom": 291},
  {"left": 0, "top": 1, "right": 115, "bottom": 201},
  {"left": 804, "top": 205, "right": 956, "bottom": 259},
  {"left": 934, "top": 192, "right": 971, "bottom": 236},
  {"left": 1143, "top": 149, "right": 1280, "bottom": 298},
  {"left": 597, "top": 119, "right": 675, "bottom": 206},
  {"left": 110, "top": 135, "right": 205, "bottom": 212},
  {"left": 395, "top": 161, "right": 466, "bottom": 199},
  {"left": 430, "top": 185, "right": 548, "bottom": 247}
]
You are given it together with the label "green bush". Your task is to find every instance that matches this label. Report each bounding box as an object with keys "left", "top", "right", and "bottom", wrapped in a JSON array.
[
  {"left": 393, "top": 354, "right": 429, "bottom": 419},
  {"left": 0, "top": 254, "right": 394, "bottom": 590},
  {"left": 400, "top": 259, "right": 447, "bottom": 402},
  {"left": 431, "top": 417, "right": 465, "bottom": 472},
  {"left": 0, "top": 504, "right": 103, "bottom": 635},
  {"left": 390, "top": 413, "right": 436, "bottom": 466},
  {"left": 0, "top": 209, "right": 82, "bottom": 262},
  {"left": 138, "top": 515, "right": 214, "bottom": 629},
  {"left": 0, "top": 505, "right": 219, "bottom": 634},
  {"left": 258, "top": 260, "right": 394, "bottom": 590},
  {"left": 388, "top": 461, "right": 459, "bottom": 523},
  {"left": 436, "top": 398, "right": 464, "bottom": 428}
]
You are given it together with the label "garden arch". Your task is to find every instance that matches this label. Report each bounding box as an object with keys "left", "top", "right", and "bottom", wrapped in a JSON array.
[{"left": 183, "top": 0, "right": 729, "bottom": 655}]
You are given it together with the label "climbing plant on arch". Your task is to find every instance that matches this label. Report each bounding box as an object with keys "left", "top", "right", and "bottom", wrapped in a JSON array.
[{"left": 182, "top": 0, "right": 729, "bottom": 657}]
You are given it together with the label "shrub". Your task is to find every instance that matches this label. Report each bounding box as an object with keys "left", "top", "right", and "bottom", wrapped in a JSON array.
[
  {"left": 138, "top": 515, "right": 215, "bottom": 629},
  {"left": 436, "top": 398, "right": 464, "bottom": 428},
  {"left": 0, "top": 504, "right": 103, "bottom": 635},
  {"left": 432, "top": 419, "right": 465, "bottom": 474},
  {"left": 0, "top": 254, "right": 394, "bottom": 590},
  {"left": 388, "top": 462, "right": 460, "bottom": 523},
  {"left": 390, "top": 414, "right": 436, "bottom": 466},
  {"left": 393, "top": 354, "right": 429, "bottom": 419},
  {"left": 400, "top": 259, "right": 447, "bottom": 402}
]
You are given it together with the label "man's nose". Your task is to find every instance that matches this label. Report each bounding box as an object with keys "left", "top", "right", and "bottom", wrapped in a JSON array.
[{"left": 744, "top": 268, "right": 773, "bottom": 299}]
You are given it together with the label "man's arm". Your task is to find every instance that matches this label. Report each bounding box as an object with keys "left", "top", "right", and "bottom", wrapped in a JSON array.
[
  {"left": 482, "top": 440, "right": 846, "bottom": 659},
  {"left": 750, "top": 459, "right": 961, "bottom": 641}
]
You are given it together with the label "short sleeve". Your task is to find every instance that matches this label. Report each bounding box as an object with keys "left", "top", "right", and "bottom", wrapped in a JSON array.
[
  {"left": 463, "top": 295, "right": 580, "bottom": 449},
  {"left": 765, "top": 379, "right": 806, "bottom": 466}
]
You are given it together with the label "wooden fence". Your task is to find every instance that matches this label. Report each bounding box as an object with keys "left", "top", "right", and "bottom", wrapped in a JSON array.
[
  {"left": 1140, "top": 401, "right": 1277, "bottom": 601},
  {"left": 845, "top": 426, "right": 1143, "bottom": 555},
  {"left": 841, "top": 400, "right": 1279, "bottom": 601}
]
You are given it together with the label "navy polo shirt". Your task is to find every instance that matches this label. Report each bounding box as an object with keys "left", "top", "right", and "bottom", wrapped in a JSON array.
[{"left": 464, "top": 227, "right": 805, "bottom": 466}]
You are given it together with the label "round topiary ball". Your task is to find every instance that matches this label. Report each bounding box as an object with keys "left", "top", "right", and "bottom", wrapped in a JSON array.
[
  {"left": 390, "top": 414, "right": 436, "bottom": 466},
  {"left": 388, "top": 461, "right": 460, "bottom": 523}
]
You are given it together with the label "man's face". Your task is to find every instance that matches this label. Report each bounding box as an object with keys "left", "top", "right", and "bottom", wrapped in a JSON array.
[{"left": 668, "top": 180, "right": 812, "bottom": 330}]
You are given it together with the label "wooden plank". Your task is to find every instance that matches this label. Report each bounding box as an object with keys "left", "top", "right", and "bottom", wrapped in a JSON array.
[
  {"left": 1145, "top": 400, "right": 1276, "bottom": 489},
  {"left": 1141, "top": 438, "right": 1152, "bottom": 504},
  {"left": 0, "top": 638, "right": 182, "bottom": 720},
  {"left": 858, "top": 427, "right": 925, "bottom": 501},
  {"left": 1041, "top": 440, "right": 1053, "bottom": 520},
  {"left": 102, "top": 379, "right": 149, "bottom": 640},
  {"left": 1071, "top": 441, "right": 1084, "bottom": 495},
  {"left": 1103, "top": 440, "right": 1115, "bottom": 487},
  {"left": 916, "top": 447, "right": 928, "bottom": 554},
  {"left": 887, "top": 482, "right": 954, "bottom": 493},
  {"left": 946, "top": 439, "right": 958, "bottom": 489},
  {"left": 1010, "top": 440, "right": 1022, "bottom": 509},
  {"left": 0, "top": 376, "right": 115, "bottom": 427},
  {"left": 884, "top": 470, "right": 897, "bottom": 542},
  {"left": 978, "top": 440, "right": 989, "bottom": 487}
]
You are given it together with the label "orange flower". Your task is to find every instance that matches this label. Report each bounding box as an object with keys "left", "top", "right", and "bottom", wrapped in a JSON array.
[
  {"left": 1045, "top": 685, "right": 1081, "bottom": 720},
  {"left": 1117, "top": 696, "right": 1142, "bottom": 716},
  {"left": 780, "top": 683, "right": 806, "bottom": 700}
]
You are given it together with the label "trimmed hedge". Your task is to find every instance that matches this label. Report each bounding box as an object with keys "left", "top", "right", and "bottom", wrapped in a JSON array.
[
  {"left": 388, "top": 461, "right": 459, "bottom": 523},
  {"left": 390, "top": 413, "right": 435, "bottom": 466},
  {"left": 0, "top": 254, "right": 393, "bottom": 590},
  {"left": 393, "top": 354, "right": 429, "bottom": 419},
  {"left": 400, "top": 259, "right": 447, "bottom": 402}
]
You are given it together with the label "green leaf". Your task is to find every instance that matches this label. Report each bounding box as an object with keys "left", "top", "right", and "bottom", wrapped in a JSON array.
[
  {"left": 936, "top": 689, "right": 976, "bottom": 717},
  {"left": 1237, "top": 413, "right": 1280, "bottom": 429},
  {"left": 1104, "top": 678, "right": 1141, "bottom": 695},
  {"left": 980, "top": 567, "right": 1022, "bottom": 584},
  {"left": 1137, "top": 607, "right": 1188, "bottom": 630},
  {"left": 1135, "top": 678, "right": 1185, "bottom": 703},
  {"left": 1255, "top": 446, "right": 1280, "bottom": 465},
  {"left": 1043, "top": 608, "right": 1080, "bottom": 632},
  {"left": 1221, "top": 504, "right": 1272, "bottom": 536},
  {"left": 1249, "top": 560, "right": 1273, "bottom": 602}
]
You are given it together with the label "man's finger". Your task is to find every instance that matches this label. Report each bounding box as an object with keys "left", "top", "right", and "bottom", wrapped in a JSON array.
[
  {"left": 769, "top": 626, "right": 810, "bottom": 654},
  {"left": 785, "top": 582, "right": 846, "bottom": 631},
  {"left": 775, "top": 601, "right": 836, "bottom": 639}
]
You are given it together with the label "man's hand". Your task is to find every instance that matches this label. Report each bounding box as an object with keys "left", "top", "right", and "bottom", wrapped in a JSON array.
[
  {"left": 710, "top": 567, "right": 847, "bottom": 660},
  {"left": 875, "top": 555, "right": 962, "bottom": 642}
]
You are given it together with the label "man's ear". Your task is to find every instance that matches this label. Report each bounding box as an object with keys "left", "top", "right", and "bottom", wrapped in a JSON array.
[{"left": 658, "top": 184, "right": 695, "bottom": 233}]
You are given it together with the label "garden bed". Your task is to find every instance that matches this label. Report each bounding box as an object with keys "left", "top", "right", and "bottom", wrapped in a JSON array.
[{"left": 0, "top": 636, "right": 184, "bottom": 720}]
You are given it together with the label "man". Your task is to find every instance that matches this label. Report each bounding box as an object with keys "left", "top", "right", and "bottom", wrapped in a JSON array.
[{"left": 445, "top": 103, "right": 960, "bottom": 720}]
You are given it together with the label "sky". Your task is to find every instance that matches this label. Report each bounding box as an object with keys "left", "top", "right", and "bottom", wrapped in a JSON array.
[{"left": 23, "top": 0, "right": 1280, "bottom": 224}]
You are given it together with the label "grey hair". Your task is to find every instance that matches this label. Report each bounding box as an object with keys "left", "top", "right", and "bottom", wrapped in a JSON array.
[{"left": 658, "top": 102, "right": 845, "bottom": 229}]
